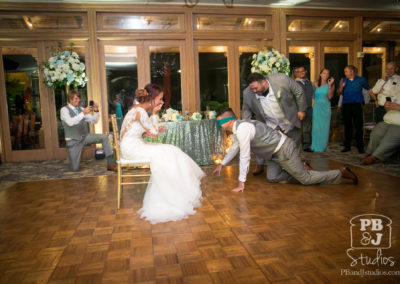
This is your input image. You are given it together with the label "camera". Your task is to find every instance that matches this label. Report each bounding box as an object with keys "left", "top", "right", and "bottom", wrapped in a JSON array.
[
  {"left": 89, "top": 100, "right": 94, "bottom": 107},
  {"left": 386, "top": 97, "right": 392, "bottom": 102}
]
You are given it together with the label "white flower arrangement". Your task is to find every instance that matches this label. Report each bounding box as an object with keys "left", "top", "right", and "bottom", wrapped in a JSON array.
[
  {"left": 208, "top": 111, "right": 217, "bottom": 119},
  {"left": 162, "top": 108, "right": 183, "bottom": 122},
  {"left": 251, "top": 48, "right": 290, "bottom": 76},
  {"left": 42, "top": 43, "right": 88, "bottom": 90},
  {"left": 191, "top": 112, "right": 202, "bottom": 121}
]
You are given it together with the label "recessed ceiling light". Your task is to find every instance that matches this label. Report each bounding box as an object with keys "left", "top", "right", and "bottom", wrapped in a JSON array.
[{"left": 377, "top": 28, "right": 382, "bottom": 32}]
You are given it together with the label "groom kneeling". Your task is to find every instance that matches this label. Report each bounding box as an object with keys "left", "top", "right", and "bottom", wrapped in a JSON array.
[{"left": 212, "top": 108, "right": 358, "bottom": 192}]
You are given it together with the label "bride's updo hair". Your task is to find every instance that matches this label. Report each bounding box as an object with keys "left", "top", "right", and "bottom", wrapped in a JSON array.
[{"left": 135, "top": 83, "right": 162, "bottom": 104}]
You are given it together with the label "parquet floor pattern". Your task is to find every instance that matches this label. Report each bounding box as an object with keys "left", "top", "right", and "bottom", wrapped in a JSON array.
[{"left": 0, "top": 159, "right": 399, "bottom": 283}]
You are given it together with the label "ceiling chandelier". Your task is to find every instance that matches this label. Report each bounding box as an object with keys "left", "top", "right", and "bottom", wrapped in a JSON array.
[{"left": 184, "top": 0, "right": 234, "bottom": 8}]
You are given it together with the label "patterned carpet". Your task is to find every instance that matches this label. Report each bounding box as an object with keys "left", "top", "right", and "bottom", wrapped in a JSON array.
[{"left": 0, "top": 142, "right": 399, "bottom": 190}]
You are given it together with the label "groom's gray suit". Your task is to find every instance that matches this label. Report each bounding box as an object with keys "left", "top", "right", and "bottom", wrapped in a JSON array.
[{"left": 242, "top": 73, "right": 306, "bottom": 183}]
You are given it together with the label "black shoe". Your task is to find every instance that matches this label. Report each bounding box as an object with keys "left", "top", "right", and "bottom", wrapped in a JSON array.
[
  {"left": 341, "top": 147, "right": 351, "bottom": 153},
  {"left": 303, "top": 148, "right": 313, "bottom": 152},
  {"left": 339, "top": 166, "right": 358, "bottom": 185}
]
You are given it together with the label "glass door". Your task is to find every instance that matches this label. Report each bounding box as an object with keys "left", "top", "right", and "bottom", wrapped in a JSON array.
[
  {"left": 320, "top": 42, "right": 352, "bottom": 106},
  {"left": 195, "top": 43, "right": 229, "bottom": 112},
  {"left": 362, "top": 46, "right": 386, "bottom": 87},
  {"left": 288, "top": 45, "right": 316, "bottom": 81},
  {"left": 0, "top": 44, "right": 51, "bottom": 162}
]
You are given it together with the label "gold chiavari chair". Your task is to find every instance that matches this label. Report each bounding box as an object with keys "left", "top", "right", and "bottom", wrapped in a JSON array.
[{"left": 110, "top": 114, "right": 151, "bottom": 209}]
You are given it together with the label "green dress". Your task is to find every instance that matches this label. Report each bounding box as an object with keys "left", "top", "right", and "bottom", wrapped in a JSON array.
[{"left": 311, "top": 84, "right": 331, "bottom": 152}]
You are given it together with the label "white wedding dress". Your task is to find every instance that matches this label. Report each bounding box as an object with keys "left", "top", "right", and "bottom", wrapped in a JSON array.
[{"left": 120, "top": 107, "right": 204, "bottom": 224}]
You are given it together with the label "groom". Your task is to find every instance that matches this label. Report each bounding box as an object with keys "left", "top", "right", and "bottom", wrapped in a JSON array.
[
  {"left": 242, "top": 72, "right": 306, "bottom": 182},
  {"left": 212, "top": 108, "right": 358, "bottom": 192}
]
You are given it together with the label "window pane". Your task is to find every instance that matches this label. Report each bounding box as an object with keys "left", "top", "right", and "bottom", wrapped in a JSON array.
[
  {"left": 99, "top": 14, "right": 181, "bottom": 30},
  {"left": 197, "top": 16, "right": 268, "bottom": 31},
  {"left": 0, "top": 13, "right": 87, "bottom": 30},
  {"left": 288, "top": 18, "right": 349, "bottom": 32},
  {"left": 2, "top": 48, "right": 43, "bottom": 150},
  {"left": 288, "top": 46, "right": 314, "bottom": 76},
  {"left": 105, "top": 45, "right": 138, "bottom": 129},
  {"left": 150, "top": 46, "right": 181, "bottom": 110},
  {"left": 52, "top": 46, "right": 88, "bottom": 148},
  {"left": 199, "top": 46, "right": 228, "bottom": 112},
  {"left": 363, "top": 20, "right": 400, "bottom": 33},
  {"left": 362, "top": 47, "right": 385, "bottom": 87}
]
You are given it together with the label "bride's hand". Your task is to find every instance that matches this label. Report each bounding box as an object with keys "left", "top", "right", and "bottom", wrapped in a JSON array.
[
  {"left": 212, "top": 165, "right": 223, "bottom": 176},
  {"left": 152, "top": 102, "right": 164, "bottom": 114}
]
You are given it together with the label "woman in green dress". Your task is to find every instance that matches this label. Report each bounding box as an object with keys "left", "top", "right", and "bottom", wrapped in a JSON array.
[{"left": 311, "top": 68, "right": 335, "bottom": 152}]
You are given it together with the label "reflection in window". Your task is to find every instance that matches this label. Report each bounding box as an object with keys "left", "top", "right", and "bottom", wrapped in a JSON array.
[
  {"left": 363, "top": 20, "right": 400, "bottom": 33},
  {"left": 150, "top": 46, "right": 181, "bottom": 110},
  {"left": 99, "top": 14, "right": 180, "bottom": 30},
  {"left": 105, "top": 45, "right": 138, "bottom": 129},
  {"left": 288, "top": 18, "right": 350, "bottom": 32},
  {"left": 239, "top": 46, "right": 264, "bottom": 108},
  {"left": 199, "top": 46, "right": 228, "bottom": 112},
  {"left": 0, "top": 13, "right": 87, "bottom": 30},
  {"left": 53, "top": 46, "right": 88, "bottom": 148},
  {"left": 197, "top": 16, "right": 267, "bottom": 31},
  {"left": 2, "top": 48, "right": 43, "bottom": 150}
]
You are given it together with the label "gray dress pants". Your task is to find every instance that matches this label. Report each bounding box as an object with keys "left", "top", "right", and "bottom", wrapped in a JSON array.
[
  {"left": 271, "top": 138, "right": 342, "bottom": 185},
  {"left": 66, "top": 134, "right": 113, "bottom": 171},
  {"left": 366, "top": 121, "right": 400, "bottom": 161},
  {"left": 258, "top": 127, "right": 301, "bottom": 183}
]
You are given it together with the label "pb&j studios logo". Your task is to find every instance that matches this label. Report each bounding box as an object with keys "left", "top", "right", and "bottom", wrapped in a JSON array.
[{"left": 347, "top": 214, "right": 395, "bottom": 267}]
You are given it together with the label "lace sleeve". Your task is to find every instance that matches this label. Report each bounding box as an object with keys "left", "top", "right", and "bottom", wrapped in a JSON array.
[
  {"left": 139, "top": 109, "right": 159, "bottom": 136},
  {"left": 120, "top": 109, "right": 136, "bottom": 140}
]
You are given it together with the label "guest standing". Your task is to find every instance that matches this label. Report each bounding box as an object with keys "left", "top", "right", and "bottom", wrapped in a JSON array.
[
  {"left": 312, "top": 68, "right": 335, "bottom": 152},
  {"left": 294, "top": 66, "right": 314, "bottom": 152},
  {"left": 337, "top": 65, "right": 376, "bottom": 153}
]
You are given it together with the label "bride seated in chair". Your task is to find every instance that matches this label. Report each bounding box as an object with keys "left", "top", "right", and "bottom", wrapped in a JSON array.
[{"left": 120, "top": 83, "right": 204, "bottom": 224}]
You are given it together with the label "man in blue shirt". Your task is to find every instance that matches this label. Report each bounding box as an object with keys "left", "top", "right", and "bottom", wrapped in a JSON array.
[{"left": 337, "top": 65, "right": 376, "bottom": 153}]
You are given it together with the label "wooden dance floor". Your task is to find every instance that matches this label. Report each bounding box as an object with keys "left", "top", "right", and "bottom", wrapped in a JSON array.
[{"left": 1, "top": 159, "right": 399, "bottom": 283}]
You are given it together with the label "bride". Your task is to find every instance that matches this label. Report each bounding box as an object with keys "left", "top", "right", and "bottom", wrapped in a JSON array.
[{"left": 120, "top": 83, "right": 204, "bottom": 224}]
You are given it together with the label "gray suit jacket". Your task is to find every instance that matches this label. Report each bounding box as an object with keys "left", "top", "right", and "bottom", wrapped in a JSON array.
[{"left": 242, "top": 73, "right": 306, "bottom": 129}]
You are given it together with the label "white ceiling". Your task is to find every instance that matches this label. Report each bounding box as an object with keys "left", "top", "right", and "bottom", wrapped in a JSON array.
[{"left": 2, "top": 0, "right": 400, "bottom": 11}]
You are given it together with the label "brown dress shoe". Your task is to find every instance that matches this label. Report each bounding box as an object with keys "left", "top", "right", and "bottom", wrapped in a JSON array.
[
  {"left": 107, "top": 164, "right": 118, "bottom": 172},
  {"left": 362, "top": 155, "right": 376, "bottom": 165},
  {"left": 253, "top": 165, "right": 264, "bottom": 176},
  {"left": 303, "top": 160, "right": 313, "bottom": 171},
  {"left": 339, "top": 166, "right": 358, "bottom": 185}
]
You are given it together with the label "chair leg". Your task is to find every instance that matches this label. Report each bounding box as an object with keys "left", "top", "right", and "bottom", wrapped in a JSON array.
[{"left": 117, "top": 164, "right": 122, "bottom": 209}]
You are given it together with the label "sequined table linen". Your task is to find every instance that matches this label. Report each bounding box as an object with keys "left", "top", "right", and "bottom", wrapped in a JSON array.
[{"left": 145, "top": 119, "right": 222, "bottom": 165}]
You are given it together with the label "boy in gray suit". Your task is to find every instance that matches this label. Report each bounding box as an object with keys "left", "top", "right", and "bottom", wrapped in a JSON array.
[{"left": 212, "top": 108, "right": 358, "bottom": 193}]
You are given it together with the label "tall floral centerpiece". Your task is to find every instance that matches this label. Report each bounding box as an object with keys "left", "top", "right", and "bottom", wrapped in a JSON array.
[
  {"left": 251, "top": 47, "right": 290, "bottom": 76},
  {"left": 42, "top": 43, "right": 88, "bottom": 100}
]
